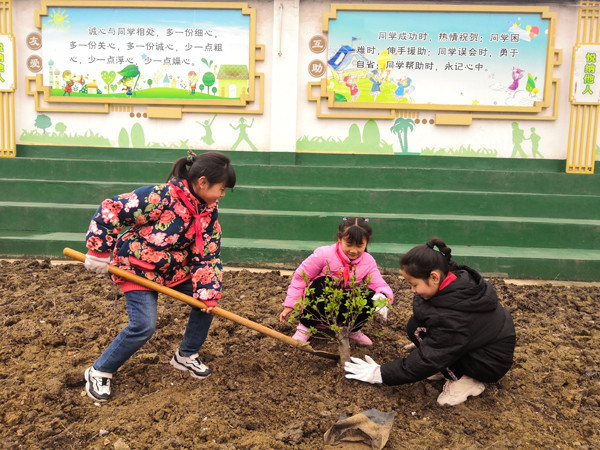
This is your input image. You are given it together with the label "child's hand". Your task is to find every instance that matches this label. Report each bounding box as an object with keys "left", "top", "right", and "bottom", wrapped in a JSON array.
[
  {"left": 345, "top": 355, "right": 383, "bottom": 384},
  {"left": 279, "top": 307, "right": 293, "bottom": 323},
  {"left": 84, "top": 254, "right": 110, "bottom": 274},
  {"left": 372, "top": 293, "right": 389, "bottom": 322}
]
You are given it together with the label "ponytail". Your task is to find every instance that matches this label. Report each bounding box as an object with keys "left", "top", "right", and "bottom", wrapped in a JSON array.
[
  {"left": 167, "top": 150, "right": 236, "bottom": 188},
  {"left": 400, "top": 237, "right": 458, "bottom": 280}
]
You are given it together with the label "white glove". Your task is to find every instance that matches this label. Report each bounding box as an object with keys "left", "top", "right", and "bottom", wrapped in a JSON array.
[
  {"left": 372, "top": 293, "right": 389, "bottom": 322},
  {"left": 84, "top": 254, "right": 111, "bottom": 274},
  {"left": 344, "top": 355, "right": 382, "bottom": 384}
]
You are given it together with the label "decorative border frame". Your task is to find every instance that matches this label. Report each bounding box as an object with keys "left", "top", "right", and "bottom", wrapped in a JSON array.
[
  {"left": 0, "top": 0, "right": 16, "bottom": 157},
  {"left": 26, "top": 0, "right": 264, "bottom": 117},
  {"left": 310, "top": 3, "right": 560, "bottom": 123}
]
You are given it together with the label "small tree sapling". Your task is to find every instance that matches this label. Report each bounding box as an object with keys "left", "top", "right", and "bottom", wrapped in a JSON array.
[{"left": 288, "top": 265, "right": 390, "bottom": 366}]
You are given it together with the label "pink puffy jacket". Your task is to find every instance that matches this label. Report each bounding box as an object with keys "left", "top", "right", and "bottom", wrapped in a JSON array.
[{"left": 284, "top": 243, "right": 394, "bottom": 308}]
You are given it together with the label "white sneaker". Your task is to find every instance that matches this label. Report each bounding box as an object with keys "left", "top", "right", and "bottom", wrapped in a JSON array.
[
  {"left": 170, "top": 350, "right": 211, "bottom": 379},
  {"left": 437, "top": 375, "right": 485, "bottom": 406},
  {"left": 84, "top": 366, "right": 112, "bottom": 402}
]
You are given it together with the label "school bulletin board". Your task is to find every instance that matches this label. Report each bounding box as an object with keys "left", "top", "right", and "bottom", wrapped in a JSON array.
[
  {"left": 323, "top": 4, "right": 557, "bottom": 113},
  {"left": 28, "top": 1, "right": 264, "bottom": 117}
]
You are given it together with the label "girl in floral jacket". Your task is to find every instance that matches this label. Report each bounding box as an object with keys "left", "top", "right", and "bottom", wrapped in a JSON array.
[{"left": 82, "top": 151, "right": 236, "bottom": 402}]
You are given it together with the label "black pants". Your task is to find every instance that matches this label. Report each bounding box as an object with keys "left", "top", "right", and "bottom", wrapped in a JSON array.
[
  {"left": 298, "top": 276, "right": 375, "bottom": 331},
  {"left": 406, "top": 316, "right": 514, "bottom": 382}
]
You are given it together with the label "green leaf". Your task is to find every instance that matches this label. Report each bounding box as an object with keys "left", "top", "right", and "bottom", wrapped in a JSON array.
[{"left": 118, "top": 64, "right": 140, "bottom": 78}]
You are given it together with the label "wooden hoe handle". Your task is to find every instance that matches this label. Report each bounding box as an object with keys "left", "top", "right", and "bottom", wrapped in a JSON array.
[{"left": 62, "top": 247, "right": 338, "bottom": 360}]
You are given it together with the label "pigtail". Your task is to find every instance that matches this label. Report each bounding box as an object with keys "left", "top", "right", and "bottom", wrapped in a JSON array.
[
  {"left": 167, "top": 150, "right": 196, "bottom": 181},
  {"left": 426, "top": 237, "right": 459, "bottom": 271},
  {"left": 401, "top": 236, "right": 458, "bottom": 279},
  {"left": 167, "top": 151, "right": 236, "bottom": 188}
]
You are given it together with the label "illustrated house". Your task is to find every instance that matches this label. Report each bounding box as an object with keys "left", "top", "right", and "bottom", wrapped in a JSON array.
[
  {"left": 328, "top": 45, "right": 370, "bottom": 77},
  {"left": 217, "top": 65, "right": 249, "bottom": 99},
  {"left": 162, "top": 73, "right": 170, "bottom": 87},
  {"left": 87, "top": 80, "right": 98, "bottom": 94}
]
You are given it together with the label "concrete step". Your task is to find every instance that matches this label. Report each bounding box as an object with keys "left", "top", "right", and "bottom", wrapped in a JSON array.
[
  {"left": 225, "top": 187, "right": 600, "bottom": 219},
  {"left": 3, "top": 160, "right": 600, "bottom": 195},
  {"left": 2, "top": 202, "right": 599, "bottom": 250},
  {"left": 4, "top": 146, "right": 599, "bottom": 281},
  {"left": 1, "top": 232, "right": 599, "bottom": 281},
  {"left": 16, "top": 145, "right": 569, "bottom": 171},
  {"left": 3, "top": 177, "right": 600, "bottom": 213},
  {"left": 217, "top": 209, "right": 600, "bottom": 250},
  {"left": 223, "top": 238, "right": 600, "bottom": 281}
]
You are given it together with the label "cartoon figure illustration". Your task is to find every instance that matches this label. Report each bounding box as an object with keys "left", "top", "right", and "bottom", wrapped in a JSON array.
[
  {"left": 120, "top": 77, "right": 134, "bottom": 96},
  {"left": 508, "top": 67, "right": 525, "bottom": 93},
  {"left": 394, "top": 77, "right": 414, "bottom": 101},
  {"left": 369, "top": 70, "right": 383, "bottom": 102},
  {"left": 62, "top": 70, "right": 83, "bottom": 96},
  {"left": 188, "top": 71, "right": 200, "bottom": 95},
  {"left": 117, "top": 64, "right": 141, "bottom": 97},
  {"left": 343, "top": 74, "right": 360, "bottom": 101},
  {"left": 62, "top": 71, "right": 74, "bottom": 96},
  {"left": 230, "top": 117, "right": 258, "bottom": 151},
  {"left": 529, "top": 127, "right": 543, "bottom": 159},
  {"left": 511, "top": 122, "right": 527, "bottom": 158},
  {"left": 197, "top": 115, "right": 217, "bottom": 146}
]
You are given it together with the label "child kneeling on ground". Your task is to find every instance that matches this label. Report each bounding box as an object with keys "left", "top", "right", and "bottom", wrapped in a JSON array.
[
  {"left": 345, "top": 238, "right": 516, "bottom": 406},
  {"left": 279, "top": 217, "right": 393, "bottom": 346}
]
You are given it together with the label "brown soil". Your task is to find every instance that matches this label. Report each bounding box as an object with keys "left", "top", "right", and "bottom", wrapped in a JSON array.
[{"left": 1, "top": 259, "right": 599, "bottom": 449}]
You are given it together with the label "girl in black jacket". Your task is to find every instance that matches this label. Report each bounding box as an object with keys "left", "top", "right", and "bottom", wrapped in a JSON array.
[{"left": 345, "top": 238, "right": 516, "bottom": 406}]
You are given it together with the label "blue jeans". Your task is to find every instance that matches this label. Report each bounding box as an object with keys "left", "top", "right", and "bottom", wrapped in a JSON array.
[{"left": 94, "top": 280, "right": 214, "bottom": 374}]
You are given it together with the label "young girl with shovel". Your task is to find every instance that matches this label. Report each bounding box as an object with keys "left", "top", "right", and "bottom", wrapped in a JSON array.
[{"left": 82, "top": 151, "right": 235, "bottom": 402}]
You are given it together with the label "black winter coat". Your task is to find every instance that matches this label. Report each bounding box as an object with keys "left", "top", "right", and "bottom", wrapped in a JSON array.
[{"left": 380, "top": 266, "right": 516, "bottom": 385}]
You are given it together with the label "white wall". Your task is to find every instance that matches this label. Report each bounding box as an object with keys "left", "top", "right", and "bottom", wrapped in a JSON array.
[{"left": 10, "top": 1, "right": 594, "bottom": 160}]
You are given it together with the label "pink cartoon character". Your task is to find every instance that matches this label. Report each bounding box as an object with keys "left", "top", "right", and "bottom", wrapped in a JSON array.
[{"left": 508, "top": 67, "right": 525, "bottom": 92}]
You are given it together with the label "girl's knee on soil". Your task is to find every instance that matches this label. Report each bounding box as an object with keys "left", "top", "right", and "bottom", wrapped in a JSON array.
[{"left": 344, "top": 237, "right": 516, "bottom": 406}]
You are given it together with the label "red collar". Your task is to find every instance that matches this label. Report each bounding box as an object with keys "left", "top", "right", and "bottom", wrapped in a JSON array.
[{"left": 439, "top": 272, "right": 457, "bottom": 291}]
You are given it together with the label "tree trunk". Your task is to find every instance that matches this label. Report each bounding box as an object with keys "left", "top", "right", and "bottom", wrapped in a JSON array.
[{"left": 336, "top": 328, "right": 351, "bottom": 367}]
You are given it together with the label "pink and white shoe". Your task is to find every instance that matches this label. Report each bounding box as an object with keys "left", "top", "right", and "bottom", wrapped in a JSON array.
[
  {"left": 292, "top": 324, "right": 310, "bottom": 342},
  {"left": 349, "top": 330, "right": 373, "bottom": 346}
]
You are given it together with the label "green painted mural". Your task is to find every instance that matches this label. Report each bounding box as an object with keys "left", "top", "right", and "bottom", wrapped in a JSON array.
[{"left": 296, "top": 120, "right": 393, "bottom": 153}]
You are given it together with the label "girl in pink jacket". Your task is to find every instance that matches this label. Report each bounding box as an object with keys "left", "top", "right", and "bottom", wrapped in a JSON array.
[{"left": 279, "top": 217, "right": 393, "bottom": 346}]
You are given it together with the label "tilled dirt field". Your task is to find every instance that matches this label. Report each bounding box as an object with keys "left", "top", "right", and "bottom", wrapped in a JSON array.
[{"left": 1, "top": 259, "right": 599, "bottom": 449}]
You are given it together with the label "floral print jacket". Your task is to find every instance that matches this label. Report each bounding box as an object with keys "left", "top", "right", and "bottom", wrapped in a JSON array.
[{"left": 85, "top": 178, "right": 223, "bottom": 306}]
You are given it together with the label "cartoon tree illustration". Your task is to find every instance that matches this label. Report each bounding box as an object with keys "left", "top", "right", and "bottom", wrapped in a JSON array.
[
  {"left": 117, "top": 64, "right": 141, "bottom": 95},
  {"left": 526, "top": 73, "right": 538, "bottom": 97},
  {"left": 362, "top": 120, "right": 381, "bottom": 149},
  {"left": 118, "top": 123, "right": 146, "bottom": 148},
  {"left": 390, "top": 117, "right": 415, "bottom": 153},
  {"left": 202, "top": 72, "right": 216, "bottom": 94},
  {"left": 101, "top": 70, "right": 116, "bottom": 94},
  {"left": 201, "top": 58, "right": 216, "bottom": 94},
  {"left": 55, "top": 122, "right": 67, "bottom": 136},
  {"left": 35, "top": 115, "right": 52, "bottom": 134}
]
